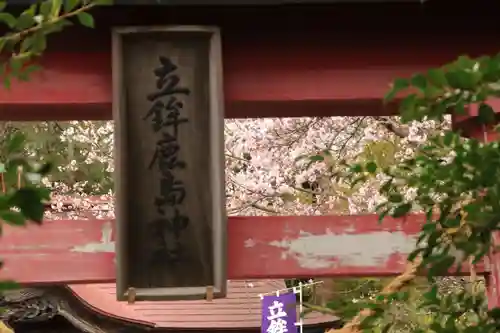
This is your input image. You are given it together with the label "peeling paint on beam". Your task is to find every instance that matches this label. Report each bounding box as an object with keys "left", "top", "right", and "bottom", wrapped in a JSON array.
[
  {"left": 227, "top": 215, "right": 425, "bottom": 278},
  {"left": 268, "top": 230, "right": 416, "bottom": 269},
  {"left": 71, "top": 222, "right": 115, "bottom": 253},
  {"left": 0, "top": 219, "right": 116, "bottom": 285},
  {"left": 0, "top": 214, "right": 490, "bottom": 284},
  {"left": 228, "top": 215, "right": 489, "bottom": 279}
]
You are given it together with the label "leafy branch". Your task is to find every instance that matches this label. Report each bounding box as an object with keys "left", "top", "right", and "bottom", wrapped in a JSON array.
[
  {"left": 309, "top": 53, "right": 500, "bottom": 333},
  {"left": 0, "top": 0, "right": 112, "bottom": 87},
  {"left": 0, "top": 0, "right": 111, "bottom": 298}
]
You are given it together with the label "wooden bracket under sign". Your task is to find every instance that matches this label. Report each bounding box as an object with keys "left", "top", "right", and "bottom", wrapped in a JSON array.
[
  {"left": 127, "top": 287, "right": 136, "bottom": 304},
  {"left": 205, "top": 286, "right": 214, "bottom": 302}
]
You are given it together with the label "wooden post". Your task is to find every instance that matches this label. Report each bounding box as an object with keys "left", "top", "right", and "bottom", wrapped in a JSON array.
[{"left": 112, "top": 26, "right": 226, "bottom": 301}]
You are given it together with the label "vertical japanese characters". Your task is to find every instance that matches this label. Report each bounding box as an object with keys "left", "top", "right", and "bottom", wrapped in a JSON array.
[
  {"left": 267, "top": 300, "right": 290, "bottom": 333},
  {"left": 261, "top": 293, "right": 298, "bottom": 333},
  {"left": 143, "top": 55, "right": 191, "bottom": 266}
]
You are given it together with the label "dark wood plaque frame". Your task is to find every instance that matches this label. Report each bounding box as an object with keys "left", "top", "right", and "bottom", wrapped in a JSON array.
[{"left": 112, "top": 25, "right": 226, "bottom": 301}]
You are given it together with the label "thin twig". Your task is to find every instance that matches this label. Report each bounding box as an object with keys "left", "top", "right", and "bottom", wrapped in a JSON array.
[
  {"left": 5, "top": 3, "right": 96, "bottom": 47},
  {"left": 303, "top": 303, "right": 338, "bottom": 316}
]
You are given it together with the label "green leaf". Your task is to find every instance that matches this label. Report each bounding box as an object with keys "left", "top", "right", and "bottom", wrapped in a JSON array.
[
  {"left": 388, "top": 193, "right": 403, "bottom": 203},
  {"left": 76, "top": 12, "right": 94, "bottom": 28},
  {"left": 365, "top": 161, "right": 377, "bottom": 174},
  {"left": 360, "top": 314, "right": 378, "bottom": 329},
  {"left": 22, "top": 3, "right": 37, "bottom": 17},
  {"left": 309, "top": 155, "right": 324, "bottom": 162},
  {"left": 349, "top": 164, "right": 363, "bottom": 173},
  {"left": 392, "top": 203, "right": 411, "bottom": 218},
  {"left": 0, "top": 280, "right": 20, "bottom": 290},
  {"left": 423, "top": 85, "right": 442, "bottom": 100},
  {"left": 31, "top": 31, "right": 47, "bottom": 54},
  {"left": 17, "top": 71, "right": 29, "bottom": 82},
  {"left": 443, "top": 131, "right": 456, "bottom": 147},
  {"left": 427, "top": 68, "right": 447, "bottom": 87},
  {"left": 64, "top": 0, "right": 80, "bottom": 12},
  {"left": 380, "top": 178, "right": 393, "bottom": 193},
  {"left": 0, "top": 1, "right": 6, "bottom": 12},
  {"left": 20, "top": 35, "right": 33, "bottom": 52},
  {"left": 456, "top": 55, "right": 476, "bottom": 68},
  {"left": 37, "top": 187, "right": 51, "bottom": 201},
  {"left": 443, "top": 216, "right": 460, "bottom": 228},
  {"left": 408, "top": 248, "right": 423, "bottom": 262},
  {"left": 7, "top": 132, "right": 26, "bottom": 153},
  {"left": 36, "top": 162, "right": 52, "bottom": 175},
  {"left": 410, "top": 73, "right": 427, "bottom": 91},
  {"left": 40, "top": 1, "right": 53, "bottom": 19},
  {"left": 381, "top": 323, "right": 391, "bottom": 333},
  {"left": 24, "top": 64, "right": 41, "bottom": 74},
  {"left": 422, "top": 223, "right": 436, "bottom": 233},
  {"left": 0, "top": 210, "right": 26, "bottom": 226},
  {"left": 20, "top": 64, "right": 42, "bottom": 81},
  {"left": 478, "top": 102, "right": 496, "bottom": 124},
  {"left": 429, "top": 323, "right": 443, "bottom": 332},
  {"left": 93, "top": 0, "right": 113, "bottom": 4},
  {"left": 445, "top": 70, "right": 475, "bottom": 90},
  {"left": 428, "top": 255, "right": 455, "bottom": 277},
  {"left": 63, "top": 0, "right": 80, "bottom": 13},
  {"left": 50, "top": 0, "right": 63, "bottom": 18},
  {"left": 9, "top": 187, "right": 46, "bottom": 223},
  {"left": 489, "top": 307, "right": 500, "bottom": 319},
  {"left": 377, "top": 211, "right": 389, "bottom": 224},
  {"left": 0, "top": 12, "right": 16, "bottom": 28},
  {"left": 395, "top": 291, "right": 409, "bottom": 301},
  {"left": 423, "top": 285, "right": 438, "bottom": 301},
  {"left": 3, "top": 73, "right": 11, "bottom": 89},
  {"left": 399, "top": 94, "right": 418, "bottom": 122},
  {"left": 15, "top": 13, "right": 36, "bottom": 30},
  {"left": 306, "top": 155, "right": 324, "bottom": 168},
  {"left": 384, "top": 78, "right": 409, "bottom": 102},
  {"left": 9, "top": 57, "right": 23, "bottom": 75},
  {"left": 0, "top": 38, "right": 6, "bottom": 54},
  {"left": 455, "top": 100, "right": 466, "bottom": 115}
]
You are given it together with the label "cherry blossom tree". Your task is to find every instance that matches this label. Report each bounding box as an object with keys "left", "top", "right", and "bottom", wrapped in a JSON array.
[
  {"left": 4, "top": 116, "right": 446, "bottom": 219},
  {"left": 0, "top": 114, "right": 451, "bottom": 333}
]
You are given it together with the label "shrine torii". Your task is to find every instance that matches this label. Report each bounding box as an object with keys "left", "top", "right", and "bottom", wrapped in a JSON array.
[{"left": 1, "top": 0, "right": 500, "bottom": 308}]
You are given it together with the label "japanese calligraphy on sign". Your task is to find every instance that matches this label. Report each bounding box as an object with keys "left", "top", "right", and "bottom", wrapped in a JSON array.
[
  {"left": 112, "top": 26, "right": 226, "bottom": 301},
  {"left": 261, "top": 293, "right": 298, "bottom": 333}
]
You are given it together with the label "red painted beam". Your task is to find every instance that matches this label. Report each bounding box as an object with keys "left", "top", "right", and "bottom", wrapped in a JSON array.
[
  {"left": 0, "top": 214, "right": 488, "bottom": 285},
  {"left": 0, "top": 35, "right": 498, "bottom": 120}
]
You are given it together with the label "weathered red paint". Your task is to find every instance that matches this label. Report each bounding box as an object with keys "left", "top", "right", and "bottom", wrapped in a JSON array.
[
  {"left": 0, "top": 219, "right": 115, "bottom": 284},
  {"left": 228, "top": 214, "right": 488, "bottom": 278},
  {"left": 1, "top": 37, "right": 498, "bottom": 120},
  {"left": 1, "top": 2, "right": 498, "bottom": 307},
  {"left": 0, "top": 213, "right": 488, "bottom": 285},
  {"left": 0, "top": 48, "right": 406, "bottom": 120}
]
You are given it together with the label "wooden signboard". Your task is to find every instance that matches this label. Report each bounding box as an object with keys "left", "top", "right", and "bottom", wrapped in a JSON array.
[{"left": 112, "top": 26, "right": 226, "bottom": 301}]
